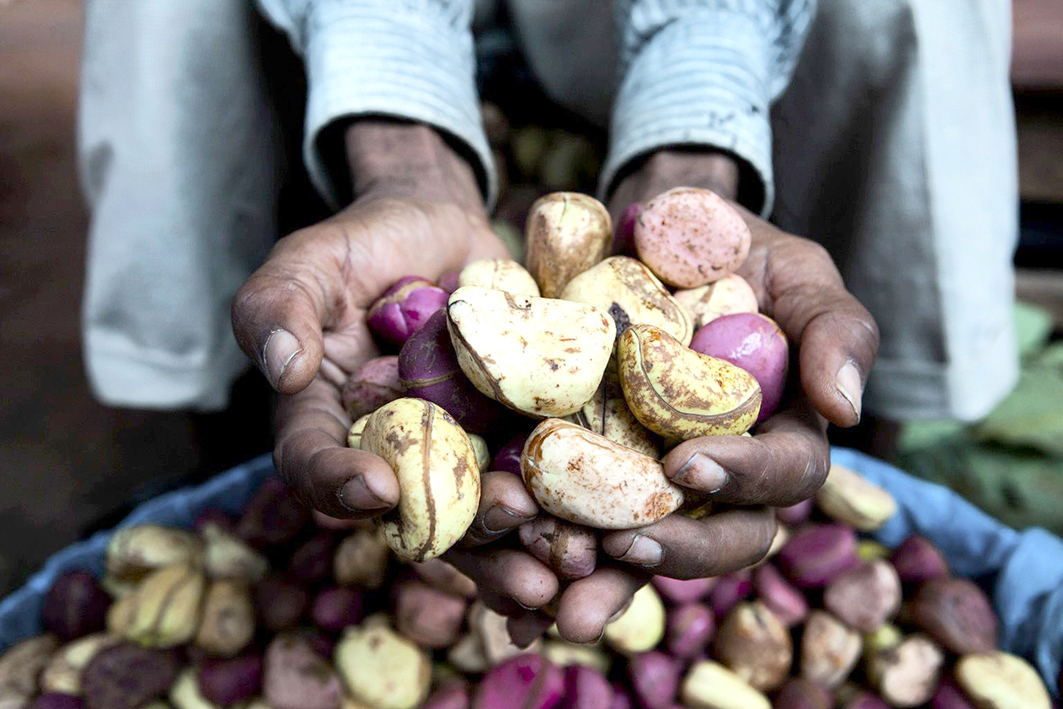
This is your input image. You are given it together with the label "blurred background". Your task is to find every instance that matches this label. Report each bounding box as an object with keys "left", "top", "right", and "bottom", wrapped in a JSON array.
[{"left": 1, "top": 0, "right": 1061, "bottom": 595}]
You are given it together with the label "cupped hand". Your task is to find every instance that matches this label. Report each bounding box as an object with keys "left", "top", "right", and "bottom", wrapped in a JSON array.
[{"left": 595, "top": 149, "right": 879, "bottom": 581}]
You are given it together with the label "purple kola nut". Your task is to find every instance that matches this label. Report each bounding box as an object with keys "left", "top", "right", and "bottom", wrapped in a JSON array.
[
  {"left": 289, "top": 531, "right": 337, "bottom": 584},
  {"left": 558, "top": 665, "right": 615, "bottom": 709},
  {"left": 776, "top": 523, "right": 860, "bottom": 588},
  {"left": 30, "top": 695, "right": 85, "bottom": 709},
  {"left": 492, "top": 431, "right": 529, "bottom": 475},
  {"left": 394, "top": 580, "right": 468, "bottom": 649},
  {"left": 842, "top": 693, "right": 890, "bottom": 709},
  {"left": 652, "top": 576, "right": 715, "bottom": 604},
  {"left": 931, "top": 680, "right": 977, "bottom": 709},
  {"left": 614, "top": 203, "right": 643, "bottom": 256},
  {"left": 910, "top": 577, "right": 999, "bottom": 654},
  {"left": 474, "top": 654, "right": 565, "bottom": 709},
  {"left": 367, "top": 276, "right": 449, "bottom": 346},
  {"left": 82, "top": 643, "right": 181, "bottom": 709},
  {"left": 775, "top": 498, "right": 813, "bottom": 526},
  {"left": 772, "top": 678, "right": 832, "bottom": 709},
  {"left": 237, "top": 477, "right": 311, "bottom": 548},
  {"left": 752, "top": 563, "right": 808, "bottom": 627},
  {"left": 311, "top": 587, "right": 364, "bottom": 633},
  {"left": 41, "top": 570, "right": 111, "bottom": 641},
  {"left": 609, "top": 685, "right": 635, "bottom": 709},
  {"left": 399, "top": 308, "right": 505, "bottom": 433},
  {"left": 628, "top": 651, "right": 680, "bottom": 709},
  {"left": 341, "top": 355, "right": 404, "bottom": 419},
  {"left": 824, "top": 560, "right": 902, "bottom": 633},
  {"left": 708, "top": 570, "right": 752, "bottom": 616},
  {"left": 253, "top": 572, "right": 309, "bottom": 631},
  {"left": 438, "top": 270, "right": 462, "bottom": 294},
  {"left": 424, "top": 679, "right": 471, "bottom": 709},
  {"left": 689, "top": 312, "right": 789, "bottom": 423},
  {"left": 890, "top": 535, "right": 950, "bottom": 585},
  {"left": 666, "top": 602, "right": 715, "bottom": 658},
  {"left": 197, "top": 653, "right": 264, "bottom": 706}
]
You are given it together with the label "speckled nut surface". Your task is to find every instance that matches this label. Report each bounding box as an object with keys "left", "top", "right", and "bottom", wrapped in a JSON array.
[
  {"left": 447, "top": 287, "right": 615, "bottom": 418},
  {"left": 799, "top": 611, "right": 861, "bottom": 689},
  {"left": 867, "top": 635, "right": 944, "bottom": 708},
  {"left": 634, "top": 187, "right": 751, "bottom": 288},
  {"left": 521, "top": 418, "right": 684, "bottom": 529},
  {"left": 519, "top": 516, "right": 598, "bottom": 579},
  {"left": 823, "top": 560, "right": 902, "bottom": 633},
  {"left": 361, "top": 399, "right": 481, "bottom": 563},
  {"left": 617, "top": 324, "right": 761, "bottom": 439},
  {"left": 336, "top": 625, "right": 431, "bottom": 709},
  {"left": 673, "top": 274, "right": 759, "bottom": 329},
  {"left": 603, "top": 585, "right": 666, "bottom": 654},
  {"left": 560, "top": 256, "right": 693, "bottom": 346},
  {"left": 524, "top": 192, "right": 613, "bottom": 298},
  {"left": 569, "top": 375, "right": 660, "bottom": 457},
  {"left": 955, "top": 652, "right": 1052, "bottom": 709},
  {"left": 680, "top": 660, "right": 770, "bottom": 709},
  {"left": 712, "top": 602, "right": 793, "bottom": 691},
  {"left": 458, "top": 258, "right": 540, "bottom": 297},
  {"left": 816, "top": 465, "right": 898, "bottom": 531}
]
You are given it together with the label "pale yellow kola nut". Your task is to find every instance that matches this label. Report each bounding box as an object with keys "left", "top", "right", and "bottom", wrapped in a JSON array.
[
  {"left": 362, "top": 399, "right": 480, "bottom": 563},
  {"left": 862, "top": 622, "right": 903, "bottom": 665},
  {"left": 447, "top": 633, "right": 488, "bottom": 674},
  {"left": 334, "top": 528, "right": 390, "bottom": 589},
  {"left": 603, "top": 584, "right": 666, "bottom": 654},
  {"left": 673, "top": 274, "right": 759, "bottom": 329},
  {"left": 346, "top": 414, "right": 370, "bottom": 449},
  {"left": 121, "top": 564, "right": 206, "bottom": 648},
  {"left": 857, "top": 540, "right": 892, "bottom": 561},
  {"left": 568, "top": 375, "right": 660, "bottom": 457},
  {"left": 799, "top": 611, "right": 862, "bottom": 688},
  {"left": 468, "top": 434, "right": 491, "bottom": 472},
  {"left": 618, "top": 324, "right": 761, "bottom": 439},
  {"left": 0, "top": 635, "right": 59, "bottom": 697},
  {"left": 201, "top": 523, "right": 268, "bottom": 584},
  {"left": 522, "top": 418, "right": 684, "bottom": 529},
  {"left": 40, "top": 633, "right": 121, "bottom": 695},
  {"left": 541, "top": 640, "right": 611, "bottom": 673},
  {"left": 447, "top": 287, "right": 615, "bottom": 417},
  {"left": 635, "top": 187, "right": 752, "bottom": 288},
  {"left": 956, "top": 652, "right": 1052, "bottom": 709},
  {"left": 868, "top": 634, "right": 943, "bottom": 707},
  {"left": 169, "top": 668, "right": 219, "bottom": 709},
  {"left": 680, "top": 660, "right": 771, "bottom": 709},
  {"left": 105, "top": 525, "right": 203, "bottom": 581},
  {"left": 524, "top": 192, "right": 612, "bottom": 298},
  {"left": 468, "top": 601, "right": 543, "bottom": 666},
  {"left": 195, "top": 580, "right": 255, "bottom": 657},
  {"left": 335, "top": 625, "right": 431, "bottom": 709},
  {"left": 713, "top": 602, "right": 792, "bottom": 691},
  {"left": 816, "top": 464, "right": 898, "bottom": 531},
  {"left": 560, "top": 256, "right": 693, "bottom": 347},
  {"left": 458, "top": 258, "right": 540, "bottom": 297}
]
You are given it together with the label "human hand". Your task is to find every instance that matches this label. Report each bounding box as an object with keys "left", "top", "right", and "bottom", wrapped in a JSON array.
[{"left": 596, "top": 149, "right": 880, "bottom": 581}]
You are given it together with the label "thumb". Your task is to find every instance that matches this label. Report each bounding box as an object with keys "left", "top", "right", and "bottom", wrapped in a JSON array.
[{"left": 232, "top": 244, "right": 335, "bottom": 394}]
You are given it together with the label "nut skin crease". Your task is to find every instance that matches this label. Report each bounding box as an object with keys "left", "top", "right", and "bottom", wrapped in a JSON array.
[
  {"left": 618, "top": 324, "right": 760, "bottom": 439},
  {"left": 521, "top": 418, "right": 684, "bottom": 529},
  {"left": 524, "top": 192, "right": 613, "bottom": 298}
]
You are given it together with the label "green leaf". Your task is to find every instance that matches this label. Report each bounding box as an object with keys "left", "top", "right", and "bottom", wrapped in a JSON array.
[
  {"left": 1014, "top": 301, "right": 1053, "bottom": 359},
  {"left": 975, "top": 367, "right": 1063, "bottom": 456}
]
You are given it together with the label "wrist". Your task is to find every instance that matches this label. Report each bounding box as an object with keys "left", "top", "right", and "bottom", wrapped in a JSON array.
[
  {"left": 344, "top": 119, "right": 485, "bottom": 211},
  {"left": 609, "top": 149, "right": 751, "bottom": 218}
]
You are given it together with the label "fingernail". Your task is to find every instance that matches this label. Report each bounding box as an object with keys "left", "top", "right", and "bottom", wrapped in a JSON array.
[
  {"left": 338, "top": 475, "right": 390, "bottom": 512},
  {"left": 482, "top": 505, "right": 534, "bottom": 534},
  {"left": 262, "top": 329, "right": 301, "bottom": 388},
  {"left": 835, "top": 360, "right": 863, "bottom": 422},
  {"left": 610, "top": 534, "right": 663, "bottom": 566},
  {"left": 673, "top": 453, "right": 729, "bottom": 493}
]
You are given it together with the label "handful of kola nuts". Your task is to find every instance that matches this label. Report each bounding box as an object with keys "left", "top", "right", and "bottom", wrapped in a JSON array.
[{"left": 345, "top": 188, "right": 788, "bottom": 565}]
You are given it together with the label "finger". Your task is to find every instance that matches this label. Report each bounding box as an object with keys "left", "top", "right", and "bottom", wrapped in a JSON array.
[
  {"left": 445, "top": 547, "right": 560, "bottom": 610},
  {"left": 312, "top": 510, "right": 367, "bottom": 530},
  {"left": 410, "top": 559, "right": 478, "bottom": 598},
  {"left": 274, "top": 378, "right": 400, "bottom": 518},
  {"left": 231, "top": 235, "right": 346, "bottom": 394},
  {"left": 507, "top": 611, "right": 554, "bottom": 648},
  {"left": 464, "top": 471, "right": 540, "bottom": 546},
  {"left": 601, "top": 507, "right": 776, "bottom": 579},
  {"left": 663, "top": 396, "right": 830, "bottom": 506},
  {"left": 554, "top": 566, "right": 649, "bottom": 644},
  {"left": 751, "top": 236, "right": 878, "bottom": 427}
]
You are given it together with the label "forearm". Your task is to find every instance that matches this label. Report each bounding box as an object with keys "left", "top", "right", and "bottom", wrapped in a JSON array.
[{"left": 344, "top": 120, "right": 484, "bottom": 212}]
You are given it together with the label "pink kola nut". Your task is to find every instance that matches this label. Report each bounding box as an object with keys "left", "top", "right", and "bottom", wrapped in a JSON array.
[
  {"left": 890, "top": 535, "right": 950, "bottom": 585},
  {"left": 930, "top": 680, "right": 978, "bottom": 709},
  {"left": 652, "top": 576, "right": 715, "bottom": 604},
  {"left": 366, "top": 276, "right": 448, "bottom": 346},
  {"left": 614, "top": 203, "right": 642, "bottom": 256},
  {"left": 753, "top": 564, "right": 808, "bottom": 627},
  {"left": 665, "top": 603, "right": 715, "bottom": 658},
  {"left": 627, "top": 651, "right": 680, "bottom": 709},
  {"left": 197, "top": 654, "right": 264, "bottom": 706},
  {"left": 424, "top": 680, "right": 472, "bottom": 709},
  {"left": 341, "top": 355, "right": 403, "bottom": 419},
  {"left": 689, "top": 312, "right": 789, "bottom": 423},
  {"left": 394, "top": 581, "right": 468, "bottom": 648},
  {"left": 558, "top": 665, "right": 615, "bottom": 709},
  {"left": 474, "top": 655, "right": 565, "bottom": 709},
  {"left": 311, "top": 587, "right": 364, "bottom": 633},
  {"left": 708, "top": 570, "right": 752, "bottom": 616},
  {"left": 823, "top": 560, "right": 902, "bottom": 633},
  {"left": 634, "top": 187, "right": 751, "bottom": 288},
  {"left": 518, "top": 517, "right": 597, "bottom": 580},
  {"left": 776, "top": 523, "right": 860, "bottom": 588}
]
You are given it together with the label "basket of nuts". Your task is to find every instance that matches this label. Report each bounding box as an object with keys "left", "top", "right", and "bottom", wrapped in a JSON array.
[{"left": 2, "top": 188, "right": 1061, "bottom": 708}]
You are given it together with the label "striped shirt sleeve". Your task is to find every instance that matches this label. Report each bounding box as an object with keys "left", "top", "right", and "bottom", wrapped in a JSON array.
[
  {"left": 604, "top": 0, "right": 815, "bottom": 216},
  {"left": 255, "top": 0, "right": 495, "bottom": 208}
]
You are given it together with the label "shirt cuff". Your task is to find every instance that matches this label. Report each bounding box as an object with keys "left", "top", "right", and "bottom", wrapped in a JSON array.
[
  {"left": 300, "top": 1, "right": 496, "bottom": 209},
  {"left": 602, "top": 10, "right": 775, "bottom": 217}
]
